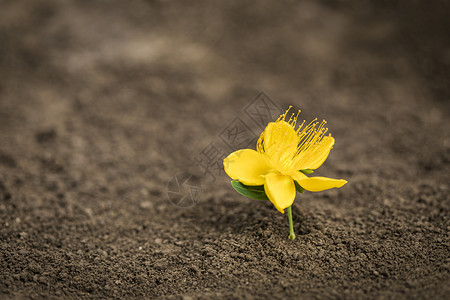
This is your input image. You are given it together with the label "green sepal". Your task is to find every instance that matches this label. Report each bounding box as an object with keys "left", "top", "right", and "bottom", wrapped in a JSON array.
[
  {"left": 231, "top": 180, "right": 269, "bottom": 201},
  {"left": 300, "top": 169, "right": 314, "bottom": 174},
  {"left": 294, "top": 181, "right": 305, "bottom": 193}
]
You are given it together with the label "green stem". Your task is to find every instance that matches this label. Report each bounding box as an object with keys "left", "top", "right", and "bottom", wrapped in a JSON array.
[{"left": 287, "top": 205, "right": 296, "bottom": 240}]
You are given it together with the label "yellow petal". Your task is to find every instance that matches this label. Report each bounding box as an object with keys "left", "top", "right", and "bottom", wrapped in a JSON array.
[
  {"left": 294, "top": 135, "right": 335, "bottom": 170},
  {"left": 295, "top": 174, "right": 347, "bottom": 192},
  {"left": 223, "top": 149, "right": 272, "bottom": 185},
  {"left": 258, "top": 121, "right": 299, "bottom": 171},
  {"left": 264, "top": 173, "right": 296, "bottom": 213}
]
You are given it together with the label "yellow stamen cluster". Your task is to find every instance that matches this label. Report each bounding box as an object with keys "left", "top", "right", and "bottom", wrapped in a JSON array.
[{"left": 257, "top": 107, "right": 331, "bottom": 173}]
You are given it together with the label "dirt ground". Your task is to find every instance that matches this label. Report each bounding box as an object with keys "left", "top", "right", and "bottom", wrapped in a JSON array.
[{"left": 1, "top": 1, "right": 449, "bottom": 299}]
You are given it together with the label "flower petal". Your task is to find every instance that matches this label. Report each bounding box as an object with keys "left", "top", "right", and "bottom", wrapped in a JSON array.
[
  {"left": 264, "top": 173, "right": 296, "bottom": 213},
  {"left": 223, "top": 149, "right": 273, "bottom": 185},
  {"left": 295, "top": 173, "right": 347, "bottom": 192},
  {"left": 258, "top": 121, "right": 299, "bottom": 166},
  {"left": 294, "top": 135, "right": 335, "bottom": 170}
]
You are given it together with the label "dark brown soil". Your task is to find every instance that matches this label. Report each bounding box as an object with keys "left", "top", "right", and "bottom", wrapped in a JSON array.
[{"left": 1, "top": 1, "right": 449, "bottom": 299}]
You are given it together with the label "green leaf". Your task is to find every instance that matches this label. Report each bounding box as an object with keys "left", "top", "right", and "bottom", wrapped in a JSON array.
[
  {"left": 300, "top": 169, "right": 314, "bottom": 174},
  {"left": 231, "top": 180, "right": 269, "bottom": 201},
  {"left": 294, "top": 181, "right": 305, "bottom": 193}
]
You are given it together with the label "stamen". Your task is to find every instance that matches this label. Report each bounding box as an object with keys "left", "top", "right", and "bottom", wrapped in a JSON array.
[{"left": 257, "top": 108, "right": 330, "bottom": 173}]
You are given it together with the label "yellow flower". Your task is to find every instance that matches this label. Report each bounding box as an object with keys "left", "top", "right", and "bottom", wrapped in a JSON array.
[{"left": 223, "top": 107, "right": 347, "bottom": 213}]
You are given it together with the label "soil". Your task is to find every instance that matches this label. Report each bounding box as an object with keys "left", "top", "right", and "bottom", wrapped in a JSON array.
[{"left": 1, "top": 1, "right": 449, "bottom": 299}]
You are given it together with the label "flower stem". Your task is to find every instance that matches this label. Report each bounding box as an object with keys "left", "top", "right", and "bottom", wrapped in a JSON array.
[{"left": 287, "top": 205, "right": 296, "bottom": 240}]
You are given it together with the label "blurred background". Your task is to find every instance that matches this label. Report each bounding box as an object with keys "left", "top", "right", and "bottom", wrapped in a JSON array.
[
  {"left": 0, "top": 0, "right": 449, "bottom": 298},
  {"left": 1, "top": 0, "right": 449, "bottom": 204}
]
